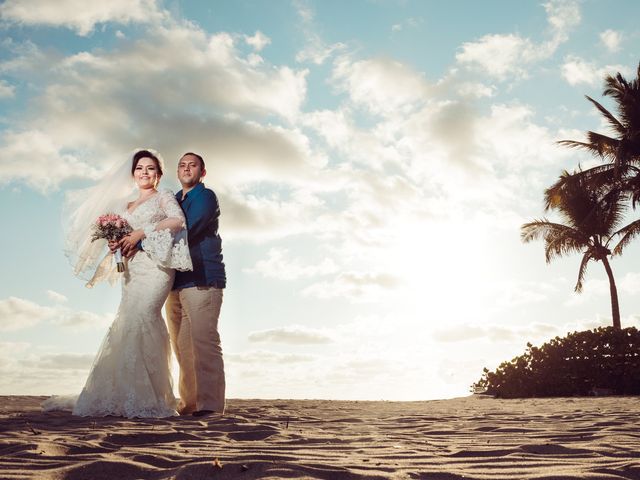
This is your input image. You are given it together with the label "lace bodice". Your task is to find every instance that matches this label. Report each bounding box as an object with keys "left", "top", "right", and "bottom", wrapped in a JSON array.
[
  {"left": 123, "top": 189, "right": 183, "bottom": 229},
  {"left": 123, "top": 189, "right": 192, "bottom": 272}
]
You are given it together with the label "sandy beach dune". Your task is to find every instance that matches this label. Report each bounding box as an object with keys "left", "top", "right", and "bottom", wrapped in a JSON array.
[{"left": 1, "top": 395, "right": 639, "bottom": 479}]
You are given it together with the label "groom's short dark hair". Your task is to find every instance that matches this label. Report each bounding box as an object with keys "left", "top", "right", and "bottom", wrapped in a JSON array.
[{"left": 181, "top": 152, "right": 205, "bottom": 169}]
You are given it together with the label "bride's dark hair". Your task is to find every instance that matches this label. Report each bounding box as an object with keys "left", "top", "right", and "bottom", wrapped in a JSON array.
[{"left": 132, "top": 149, "right": 163, "bottom": 176}]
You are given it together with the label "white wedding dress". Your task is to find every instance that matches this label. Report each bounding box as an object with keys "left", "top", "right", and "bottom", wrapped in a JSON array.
[{"left": 44, "top": 189, "right": 192, "bottom": 418}]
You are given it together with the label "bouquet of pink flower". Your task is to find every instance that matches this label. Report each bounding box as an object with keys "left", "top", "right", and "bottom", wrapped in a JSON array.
[{"left": 91, "top": 213, "right": 133, "bottom": 272}]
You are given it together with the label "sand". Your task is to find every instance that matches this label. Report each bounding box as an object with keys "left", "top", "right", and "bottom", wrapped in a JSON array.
[{"left": 1, "top": 395, "right": 639, "bottom": 479}]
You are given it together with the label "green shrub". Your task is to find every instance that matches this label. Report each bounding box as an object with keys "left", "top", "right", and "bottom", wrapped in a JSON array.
[{"left": 472, "top": 327, "right": 640, "bottom": 398}]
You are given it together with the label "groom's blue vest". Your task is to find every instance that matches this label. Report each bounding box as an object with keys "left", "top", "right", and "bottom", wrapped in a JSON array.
[{"left": 173, "top": 182, "right": 226, "bottom": 290}]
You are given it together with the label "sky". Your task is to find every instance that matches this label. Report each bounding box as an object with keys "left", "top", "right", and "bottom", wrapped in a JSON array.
[{"left": 1, "top": 0, "right": 640, "bottom": 401}]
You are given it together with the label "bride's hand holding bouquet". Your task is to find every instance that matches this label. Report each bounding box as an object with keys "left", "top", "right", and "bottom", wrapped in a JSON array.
[{"left": 91, "top": 213, "right": 132, "bottom": 272}]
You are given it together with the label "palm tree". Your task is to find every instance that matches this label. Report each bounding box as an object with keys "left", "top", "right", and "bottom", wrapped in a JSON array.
[
  {"left": 522, "top": 171, "right": 626, "bottom": 329},
  {"left": 548, "top": 63, "right": 640, "bottom": 210},
  {"left": 524, "top": 63, "right": 640, "bottom": 330},
  {"left": 557, "top": 63, "right": 640, "bottom": 175}
]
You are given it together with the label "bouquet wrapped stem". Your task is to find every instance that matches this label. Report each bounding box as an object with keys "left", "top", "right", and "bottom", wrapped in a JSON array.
[{"left": 112, "top": 242, "right": 125, "bottom": 272}]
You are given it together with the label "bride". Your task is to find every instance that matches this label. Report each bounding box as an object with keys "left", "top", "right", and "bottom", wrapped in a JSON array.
[{"left": 44, "top": 149, "right": 192, "bottom": 418}]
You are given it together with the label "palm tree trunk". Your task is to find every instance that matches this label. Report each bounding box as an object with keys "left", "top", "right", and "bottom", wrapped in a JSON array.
[{"left": 601, "top": 256, "right": 621, "bottom": 329}]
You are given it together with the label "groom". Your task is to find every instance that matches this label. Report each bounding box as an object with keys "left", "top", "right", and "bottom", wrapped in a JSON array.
[{"left": 166, "top": 152, "right": 227, "bottom": 417}]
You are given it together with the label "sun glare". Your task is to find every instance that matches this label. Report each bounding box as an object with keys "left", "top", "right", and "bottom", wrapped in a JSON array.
[{"left": 386, "top": 220, "right": 498, "bottom": 327}]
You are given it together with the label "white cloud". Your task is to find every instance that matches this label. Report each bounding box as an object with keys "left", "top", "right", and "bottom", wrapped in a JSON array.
[
  {"left": 23, "top": 353, "right": 94, "bottom": 370},
  {"left": 303, "top": 271, "right": 401, "bottom": 302},
  {"left": 390, "top": 17, "right": 422, "bottom": 33},
  {"left": 0, "top": 24, "right": 311, "bottom": 192},
  {"left": 564, "top": 275, "right": 608, "bottom": 306},
  {"left": 456, "top": 0, "right": 580, "bottom": 81},
  {"left": 0, "top": 38, "right": 58, "bottom": 77},
  {"left": 46, "top": 290, "right": 68, "bottom": 303},
  {"left": 477, "top": 103, "right": 562, "bottom": 170},
  {"left": 620, "top": 272, "right": 640, "bottom": 295},
  {"left": 563, "top": 314, "right": 638, "bottom": 332},
  {"left": 293, "top": 0, "right": 344, "bottom": 65},
  {"left": 319, "top": 104, "right": 551, "bottom": 247},
  {"left": 394, "top": 99, "right": 567, "bottom": 197},
  {"left": 221, "top": 186, "right": 326, "bottom": 241},
  {"left": 245, "top": 248, "right": 338, "bottom": 280},
  {"left": 248, "top": 325, "right": 334, "bottom": 344},
  {"left": 0, "top": 130, "right": 103, "bottom": 191},
  {"left": 332, "top": 56, "right": 429, "bottom": 115},
  {"left": 600, "top": 29, "right": 622, "bottom": 52},
  {"left": 244, "top": 31, "right": 271, "bottom": 51},
  {"left": 456, "top": 34, "right": 545, "bottom": 81},
  {"left": 0, "top": 79, "right": 15, "bottom": 98},
  {"left": 302, "top": 61, "right": 570, "bottom": 268},
  {"left": 297, "top": 41, "right": 343, "bottom": 65},
  {"left": 227, "top": 350, "right": 315, "bottom": 364},
  {"left": 0, "top": 297, "right": 54, "bottom": 331},
  {"left": 433, "top": 315, "right": 626, "bottom": 346},
  {"left": 455, "top": 81, "right": 495, "bottom": 99},
  {"left": 0, "top": 0, "right": 163, "bottom": 36},
  {"left": 0, "top": 345, "right": 94, "bottom": 395},
  {"left": 483, "top": 280, "right": 555, "bottom": 310},
  {"left": 292, "top": 0, "right": 314, "bottom": 23},
  {"left": 433, "top": 323, "right": 560, "bottom": 343},
  {"left": 561, "top": 55, "right": 629, "bottom": 87},
  {"left": 0, "top": 296, "right": 110, "bottom": 331},
  {"left": 302, "top": 107, "right": 405, "bottom": 170},
  {"left": 561, "top": 56, "right": 600, "bottom": 86},
  {"left": 543, "top": 0, "right": 581, "bottom": 42},
  {"left": 54, "top": 310, "right": 111, "bottom": 328}
]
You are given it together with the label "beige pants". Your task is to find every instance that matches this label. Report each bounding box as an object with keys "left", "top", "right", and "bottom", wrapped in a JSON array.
[{"left": 166, "top": 286, "right": 225, "bottom": 414}]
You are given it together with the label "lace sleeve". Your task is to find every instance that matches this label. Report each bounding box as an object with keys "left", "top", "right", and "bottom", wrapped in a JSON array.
[{"left": 141, "top": 190, "right": 193, "bottom": 272}]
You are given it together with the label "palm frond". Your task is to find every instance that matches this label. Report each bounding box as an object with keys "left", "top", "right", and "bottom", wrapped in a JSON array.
[
  {"left": 585, "top": 95, "right": 625, "bottom": 135},
  {"left": 544, "top": 228, "right": 590, "bottom": 263},
  {"left": 628, "top": 175, "right": 640, "bottom": 208},
  {"left": 521, "top": 219, "right": 566, "bottom": 243},
  {"left": 544, "top": 165, "right": 622, "bottom": 211},
  {"left": 557, "top": 137, "right": 618, "bottom": 160},
  {"left": 603, "top": 66, "right": 640, "bottom": 139},
  {"left": 603, "top": 72, "right": 630, "bottom": 102},
  {"left": 574, "top": 252, "right": 593, "bottom": 293},
  {"left": 586, "top": 131, "right": 620, "bottom": 158},
  {"left": 521, "top": 219, "right": 589, "bottom": 263},
  {"left": 544, "top": 169, "right": 572, "bottom": 211},
  {"left": 612, "top": 219, "right": 640, "bottom": 255},
  {"left": 544, "top": 166, "right": 629, "bottom": 238},
  {"left": 557, "top": 140, "right": 607, "bottom": 156}
]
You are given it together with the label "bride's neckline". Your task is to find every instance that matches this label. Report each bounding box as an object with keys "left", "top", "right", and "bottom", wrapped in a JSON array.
[{"left": 127, "top": 190, "right": 159, "bottom": 215}]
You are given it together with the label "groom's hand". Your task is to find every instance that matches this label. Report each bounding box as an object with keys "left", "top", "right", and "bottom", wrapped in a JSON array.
[
  {"left": 121, "top": 243, "right": 138, "bottom": 259},
  {"left": 120, "top": 231, "right": 144, "bottom": 258},
  {"left": 124, "top": 249, "right": 138, "bottom": 259},
  {"left": 120, "top": 239, "right": 136, "bottom": 258}
]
